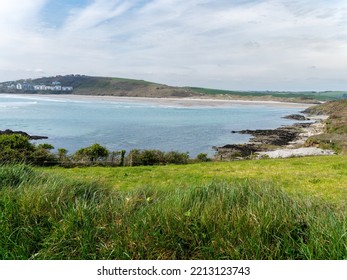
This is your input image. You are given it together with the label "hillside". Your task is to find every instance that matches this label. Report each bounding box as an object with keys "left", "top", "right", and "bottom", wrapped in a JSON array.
[
  {"left": 304, "top": 99, "right": 347, "bottom": 154},
  {"left": 0, "top": 75, "right": 200, "bottom": 98},
  {"left": 1, "top": 75, "right": 346, "bottom": 102}
]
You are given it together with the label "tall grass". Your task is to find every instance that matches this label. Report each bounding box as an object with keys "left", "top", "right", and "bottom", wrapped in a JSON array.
[{"left": 0, "top": 164, "right": 346, "bottom": 259}]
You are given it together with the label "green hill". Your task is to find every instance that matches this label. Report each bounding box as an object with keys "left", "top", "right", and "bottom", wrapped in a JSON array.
[
  {"left": 304, "top": 99, "right": 347, "bottom": 153},
  {"left": 0, "top": 75, "right": 200, "bottom": 98},
  {"left": 1, "top": 74, "right": 346, "bottom": 101}
]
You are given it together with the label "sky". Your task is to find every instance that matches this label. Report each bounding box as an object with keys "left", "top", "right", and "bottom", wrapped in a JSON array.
[{"left": 1, "top": 0, "right": 347, "bottom": 91}]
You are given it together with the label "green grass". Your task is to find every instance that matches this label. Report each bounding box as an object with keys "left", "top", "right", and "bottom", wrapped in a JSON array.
[
  {"left": 45, "top": 156, "right": 347, "bottom": 206},
  {"left": 305, "top": 100, "right": 347, "bottom": 154},
  {"left": 188, "top": 87, "right": 346, "bottom": 101},
  {"left": 0, "top": 158, "right": 346, "bottom": 260}
]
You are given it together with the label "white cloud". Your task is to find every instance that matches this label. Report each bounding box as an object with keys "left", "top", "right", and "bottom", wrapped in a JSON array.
[{"left": 1, "top": 0, "right": 347, "bottom": 90}]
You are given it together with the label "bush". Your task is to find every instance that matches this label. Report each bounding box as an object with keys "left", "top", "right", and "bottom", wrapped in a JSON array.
[
  {"left": 0, "top": 134, "right": 35, "bottom": 163},
  {"left": 73, "top": 144, "right": 109, "bottom": 163},
  {"left": 126, "top": 149, "right": 165, "bottom": 166},
  {"left": 165, "top": 151, "right": 189, "bottom": 164},
  {"left": 196, "top": 153, "right": 210, "bottom": 162},
  {"left": 126, "top": 150, "right": 189, "bottom": 166}
]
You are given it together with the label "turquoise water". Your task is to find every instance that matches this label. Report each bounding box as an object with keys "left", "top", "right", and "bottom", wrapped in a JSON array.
[{"left": 0, "top": 94, "right": 307, "bottom": 157}]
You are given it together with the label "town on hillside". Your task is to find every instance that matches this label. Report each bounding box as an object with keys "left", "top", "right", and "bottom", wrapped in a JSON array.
[{"left": 4, "top": 81, "right": 73, "bottom": 93}]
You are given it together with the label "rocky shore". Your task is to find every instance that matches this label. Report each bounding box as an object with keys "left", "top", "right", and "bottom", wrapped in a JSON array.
[
  {"left": 0, "top": 129, "right": 48, "bottom": 140},
  {"left": 215, "top": 114, "right": 335, "bottom": 159}
]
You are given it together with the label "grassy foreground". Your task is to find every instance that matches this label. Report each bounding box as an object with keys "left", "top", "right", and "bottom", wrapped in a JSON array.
[
  {"left": 0, "top": 157, "right": 346, "bottom": 260},
  {"left": 46, "top": 155, "right": 347, "bottom": 206}
]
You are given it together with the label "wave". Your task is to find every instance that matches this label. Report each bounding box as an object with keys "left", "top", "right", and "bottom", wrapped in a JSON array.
[{"left": 0, "top": 101, "right": 38, "bottom": 108}]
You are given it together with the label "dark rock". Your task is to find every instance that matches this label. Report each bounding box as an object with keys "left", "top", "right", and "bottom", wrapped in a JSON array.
[
  {"left": 215, "top": 124, "right": 306, "bottom": 160},
  {"left": 235, "top": 126, "right": 302, "bottom": 146},
  {"left": 215, "top": 144, "right": 261, "bottom": 159},
  {"left": 0, "top": 129, "right": 48, "bottom": 140},
  {"left": 282, "top": 114, "right": 308, "bottom": 121}
]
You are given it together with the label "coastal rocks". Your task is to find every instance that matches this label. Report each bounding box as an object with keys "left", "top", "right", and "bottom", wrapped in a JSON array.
[
  {"left": 216, "top": 124, "right": 311, "bottom": 160},
  {"left": 0, "top": 129, "right": 48, "bottom": 140},
  {"left": 215, "top": 144, "right": 261, "bottom": 159},
  {"left": 282, "top": 114, "right": 308, "bottom": 120},
  {"left": 235, "top": 126, "right": 302, "bottom": 146},
  {"left": 216, "top": 114, "right": 336, "bottom": 160}
]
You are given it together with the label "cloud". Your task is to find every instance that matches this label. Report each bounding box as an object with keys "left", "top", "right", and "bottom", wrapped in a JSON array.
[
  {"left": 1, "top": 0, "right": 347, "bottom": 90},
  {"left": 63, "top": 0, "right": 133, "bottom": 32}
]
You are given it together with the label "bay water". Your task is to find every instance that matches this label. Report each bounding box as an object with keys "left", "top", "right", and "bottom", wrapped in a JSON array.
[{"left": 0, "top": 94, "right": 309, "bottom": 157}]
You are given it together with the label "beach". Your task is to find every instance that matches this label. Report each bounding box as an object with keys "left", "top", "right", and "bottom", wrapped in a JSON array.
[{"left": 3, "top": 93, "right": 313, "bottom": 109}]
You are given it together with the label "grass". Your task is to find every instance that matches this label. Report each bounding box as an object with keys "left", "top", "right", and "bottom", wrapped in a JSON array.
[
  {"left": 305, "top": 99, "right": 347, "bottom": 154},
  {"left": 45, "top": 156, "right": 347, "bottom": 206},
  {"left": 0, "top": 158, "right": 346, "bottom": 260},
  {"left": 188, "top": 87, "right": 346, "bottom": 101}
]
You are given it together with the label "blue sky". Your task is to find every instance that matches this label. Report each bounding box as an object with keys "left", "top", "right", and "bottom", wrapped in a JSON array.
[{"left": 1, "top": 0, "right": 347, "bottom": 91}]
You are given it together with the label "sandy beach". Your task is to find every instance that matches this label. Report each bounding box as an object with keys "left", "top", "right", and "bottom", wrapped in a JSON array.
[{"left": 3, "top": 93, "right": 313, "bottom": 109}]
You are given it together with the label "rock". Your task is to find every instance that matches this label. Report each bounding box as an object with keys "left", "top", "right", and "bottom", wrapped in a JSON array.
[
  {"left": 215, "top": 124, "right": 305, "bottom": 160},
  {"left": 236, "top": 126, "right": 301, "bottom": 146},
  {"left": 215, "top": 144, "right": 262, "bottom": 159},
  {"left": 282, "top": 114, "right": 308, "bottom": 121},
  {"left": 0, "top": 129, "right": 48, "bottom": 140}
]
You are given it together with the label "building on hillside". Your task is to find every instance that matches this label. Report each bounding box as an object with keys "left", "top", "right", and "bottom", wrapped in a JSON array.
[
  {"left": 45, "top": 86, "right": 55, "bottom": 90},
  {"left": 22, "top": 82, "right": 34, "bottom": 91},
  {"left": 62, "top": 86, "right": 73, "bottom": 91},
  {"left": 9, "top": 80, "right": 72, "bottom": 92},
  {"left": 34, "top": 84, "right": 47, "bottom": 90}
]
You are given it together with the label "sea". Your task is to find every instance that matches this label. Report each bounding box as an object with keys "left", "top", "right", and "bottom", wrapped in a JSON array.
[{"left": 0, "top": 94, "right": 310, "bottom": 157}]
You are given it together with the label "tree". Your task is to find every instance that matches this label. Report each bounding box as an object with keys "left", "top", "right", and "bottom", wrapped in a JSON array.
[
  {"left": 87, "top": 143, "right": 109, "bottom": 162},
  {"left": 196, "top": 153, "right": 210, "bottom": 162},
  {"left": 165, "top": 151, "right": 189, "bottom": 164},
  {"left": 57, "top": 148, "right": 69, "bottom": 163},
  {"left": 0, "top": 134, "right": 35, "bottom": 163},
  {"left": 31, "top": 144, "right": 57, "bottom": 166},
  {"left": 126, "top": 149, "right": 141, "bottom": 166},
  {"left": 120, "top": 150, "right": 126, "bottom": 166},
  {"left": 73, "top": 144, "right": 109, "bottom": 163}
]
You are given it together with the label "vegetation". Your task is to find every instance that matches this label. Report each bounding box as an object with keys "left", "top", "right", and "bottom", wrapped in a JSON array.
[
  {"left": 0, "top": 75, "right": 198, "bottom": 98},
  {"left": 46, "top": 156, "right": 347, "bottom": 206},
  {"left": 0, "top": 134, "right": 201, "bottom": 167},
  {"left": 188, "top": 87, "right": 347, "bottom": 102},
  {"left": 0, "top": 134, "right": 56, "bottom": 165},
  {"left": 304, "top": 99, "right": 347, "bottom": 154},
  {"left": 74, "top": 143, "right": 109, "bottom": 163},
  {"left": 0, "top": 163, "right": 345, "bottom": 260}
]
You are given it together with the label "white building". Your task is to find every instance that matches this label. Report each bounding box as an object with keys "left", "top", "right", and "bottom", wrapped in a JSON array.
[
  {"left": 16, "top": 83, "right": 22, "bottom": 90},
  {"left": 62, "top": 86, "right": 73, "bottom": 91}
]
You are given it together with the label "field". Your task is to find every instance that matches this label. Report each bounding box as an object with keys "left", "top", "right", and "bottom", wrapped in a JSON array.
[
  {"left": 45, "top": 156, "right": 347, "bottom": 206},
  {"left": 188, "top": 87, "right": 347, "bottom": 101},
  {"left": 0, "top": 156, "right": 345, "bottom": 260}
]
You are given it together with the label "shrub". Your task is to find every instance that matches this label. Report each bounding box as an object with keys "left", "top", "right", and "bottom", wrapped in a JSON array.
[
  {"left": 165, "top": 151, "right": 189, "bottom": 164},
  {"left": 196, "top": 153, "right": 210, "bottom": 162},
  {"left": 0, "top": 134, "right": 35, "bottom": 163},
  {"left": 73, "top": 144, "right": 109, "bottom": 163}
]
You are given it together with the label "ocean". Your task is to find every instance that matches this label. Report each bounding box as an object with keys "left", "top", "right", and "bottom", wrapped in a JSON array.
[{"left": 0, "top": 94, "right": 309, "bottom": 157}]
